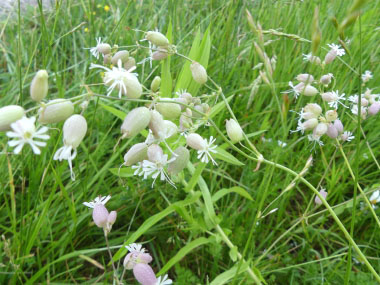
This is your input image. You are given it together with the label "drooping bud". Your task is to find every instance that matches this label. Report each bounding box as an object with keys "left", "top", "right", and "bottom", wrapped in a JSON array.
[
  {"left": 303, "top": 103, "right": 322, "bottom": 118},
  {"left": 368, "top": 102, "right": 380, "bottom": 116},
  {"left": 320, "top": 73, "right": 333, "bottom": 86},
  {"left": 168, "top": 147, "right": 190, "bottom": 175},
  {"left": 226, "top": 119, "right": 243, "bottom": 143},
  {"left": 162, "top": 120, "right": 178, "bottom": 139},
  {"left": 156, "top": 99, "right": 181, "bottom": 119},
  {"left": 296, "top": 74, "right": 314, "bottom": 83},
  {"left": 302, "top": 118, "right": 318, "bottom": 130},
  {"left": 334, "top": 119, "right": 344, "bottom": 133},
  {"left": 124, "top": 143, "right": 148, "bottom": 166},
  {"left": 124, "top": 253, "right": 137, "bottom": 270},
  {"left": 179, "top": 92, "right": 193, "bottom": 103},
  {"left": 186, "top": 133, "right": 206, "bottom": 150},
  {"left": 121, "top": 107, "right": 151, "bottom": 138},
  {"left": 97, "top": 43, "right": 111, "bottom": 55},
  {"left": 121, "top": 73, "right": 143, "bottom": 99},
  {"left": 301, "top": 84, "right": 318, "bottom": 96},
  {"left": 124, "top": 57, "right": 136, "bottom": 70},
  {"left": 38, "top": 99, "right": 74, "bottom": 124},
  {"left": 92, "top": 204, "right": 109, "bottom": 228},
  {"left": 63, "top": 114, "right": 87, "bottom": 148},
  {"left": 147, "top": 144, "right": 164, "bottom": 162},
  {"left": 150, "top": 76, "right": 161, "bottom": 92},
  {"left": 190, "top": 62, "right": 207, "bottom": 84},
  {"left": 325, "top": 110, "right": 338, "bottom": 122},
  {"left": 361, "top": 98, "right": 369, "bottom": 107},
  {"left": 30, "top": 70, "right": 49, "bottom": 102},
  {"left": 107, "top": 211, "right": 117, "bottom": 225},
  {"left": 103, "top": 54, "right": 111, "bottom": 64},
  {"left": 152, "top": 50, "right": 169, "bottom": 61},
  {"left": 133, "top": 263, "right": 157, "bottom": 285},
  {"left": 148, "top": 110, "right": 164, "bottom": 138},
  {"left": 321, "top": 91, "right": 337, "bottom": 102},
  {"left": 315, "top": 189, "right": 327, "bottom": 205},
  {"left": 324, "top": 49, "right": 337, "bottom": 64},
  {"left": 313, "top": 123, "right": 328, "bottom": 137},
  {"left": 326, "top": 124, "right": 339, "bottom": 138},
  {"left": 0, "top": 105, "right": 25, "bottom": 131},
  {"left": 145, "top": 31, "right": 169, "bottom": 47},
  {"left": 139, "top": 253, "right": 153, "bottom": 264},
  {"left": 111, "top": 50, "right": 129, "bottom": 65}
]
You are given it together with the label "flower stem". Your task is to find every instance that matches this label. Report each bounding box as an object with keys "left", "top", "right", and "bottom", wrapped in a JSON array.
[{"left": 104, "top": 233, "right": 120, "bottom": 284}]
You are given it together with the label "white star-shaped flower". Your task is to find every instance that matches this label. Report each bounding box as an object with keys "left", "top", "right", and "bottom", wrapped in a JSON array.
[
  {"left": 362, "top": 70, "right": 373, "bottom": 83},
  {"left": 327, "top": 90, "right": 347, "bottom": 109},
  {"left": 370, "top": 190, "right": 380, "bottom": 209},
  {"left": 87, "top": 37, "right": 103, "bottom": 59},
  {"left": 327, "top": 43, "right": 345, "bottom": 57},
  {"left": 197, "top": 136, "right": 218, "bottom": 165},
  {"left": 156, "top": 274, "right": 173, "bottom": 285},
  {"left": 125, "top": 243, "right": 146, "bottom": 254},
  {"left": 83, "top": 195, "right": 111, "bottom": 208},
  {"left": 341, "top": 131, "right": 355, "bottom": 142},
  {"left": 6, "top": 116, "right": 49, "bottom": 155}
]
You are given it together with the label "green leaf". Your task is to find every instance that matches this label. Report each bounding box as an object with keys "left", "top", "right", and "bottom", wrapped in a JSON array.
[
  {"left": 210, "top": 263, "right": 249, "bottom": 285},
  {"left": 212, "top": 186, "right": 253, "bottom": 202},
  {"left": 157, "top": 237, "right": 212, "bottom": 276},
  {"left": 209, "top": 95, "right": 234, "bottom": 119},
  {"left": 112, "top": 192, "right": 202, "bottom": 262},
  {"left": 100, "top": 103, "right": 126, "bottom": 120},
  {"left": 213, "top": 147, "right": 244, "bottom": 166},
  {"left": 160, "top": 22, "right": 173, "bottom": 97}
]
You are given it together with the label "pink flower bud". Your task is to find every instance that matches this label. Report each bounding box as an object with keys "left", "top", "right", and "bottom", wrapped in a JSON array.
[
  {"left": 324, "top": 49, "right": 337, "bottom": 64},
  {"left": 321, "top": 92, "right": 337, "bottom": 102},
  {"left": 186, "top": 133, "right": 206, "bottom": 150},
  {"left": 107, "top": 211, "right": 117, "bottom": 225},
  {"left": 97, "top": 43, "right": 111, "bottom": 55},
  {"left": 296, "top": 74, "right": 314, "bottom": 83},
  {"left": 92, "top": 204, "right": 109, "bottom": 228},
  {"left": 124, "top": 252, "right": 138, "bottom": 270},
  {"left": 368, "top": 102, "right": 380, "bottom": 116},
  {"left": 313, "top": 123, "right": 328, "bottom": 137},
  {"left": 315, "top": 189, "right": 327, "bottom": 205},
  {"left": 301, "top": 85, "right": 318, "bottom": 96},
  {"left": 326, "top": 124, "right": 338, "bottom": 139},
  {"left": 333, "top": 119, "right": 344, "bottom": 133},
  {"left": 304, "top": 103, "right": 322, "bottom": 117},
  {"left": 138, "top": 253, "right": 153, "bottom": 264},
  {"left": 302, "top": 118, "right": 318, "bottom": 130},
  {"left": 111, "top": 50, "right": 129, "bottom": 65},
  {"left": 320, "top": 73, "right": 333, "bottom": 86},
  {"left": 147, "top": 144, "right": 164, "bottom": 163},
  {"left": 133, "top": 263, "right": 157, "bottom": 285},
  {"left": 152, "top": 50, "right": 169, "bottom": 61},
  {"left": 179, "top": 92, "right": 193, "bottom": 103},
  {"left": 149, "top": 110, "right": 164, "bottom": 138}
]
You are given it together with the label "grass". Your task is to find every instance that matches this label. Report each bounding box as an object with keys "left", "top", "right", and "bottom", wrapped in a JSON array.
[{"left": 1, "top": 0, "right": 380, "bottom": 284}]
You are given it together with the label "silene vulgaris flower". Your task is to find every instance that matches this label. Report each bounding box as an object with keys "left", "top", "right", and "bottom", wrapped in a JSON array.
[{"left": 6, "top": 116, "right": 49, "bottom": 155}]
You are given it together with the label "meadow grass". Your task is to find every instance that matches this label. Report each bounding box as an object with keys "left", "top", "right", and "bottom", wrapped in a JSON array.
[{"left": 1, "top": 0, "right": 380, "bottom": 284}]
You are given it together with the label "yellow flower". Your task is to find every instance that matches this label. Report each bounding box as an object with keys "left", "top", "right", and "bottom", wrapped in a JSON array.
[
  {"left": 104, "top": 5, "right": 110, "bottom": 12},
  {"left": 84, "top": 27, "right": 89, "bottom": 33},
  {"left": 92, "top": 11, "right": 96, "bottom": 15}
]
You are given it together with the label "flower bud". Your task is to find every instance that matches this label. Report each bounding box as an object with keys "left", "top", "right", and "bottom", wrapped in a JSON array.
[
  {"left": 175, "top": 98, "right": 187, "bottom": 110},
  {"left": 147, "top": 144, "right": 164, "bottom": 163},
  {"left": 124, "top": 57, "right": 136, "bottom": 70},
  {"left": 97, "top": 43, "right": 111, "bottom": 55},
  {"left": 168, "top": 147, "right": 190, "bottom": 175},
  {"left": 179, "top": 92, "right": 193, "bottom": 103},
  {"left": 124, "top": 253, "right": 137, "bottom": 270},
  {"left": 162, "top": 120, "right": 178, "bottom": 139},
  {"left": 324, "top": 49, "right": 337, "bottom": 64},
  {"left": 107, "top": 211, "right": 117, "bottom": 225},
  {"left": 326, "top": 124, "right": 338, "bottom": 138},
  {"left": 321, "top": 92, "right": 337, "bottom": 102},
  {"left": 133, "top": 263, "right": 157, "bottom": 285},
  {"left": 150, "top": 76, "right": 161, "bottom": 92},
  {"left": 149, "top": 110, "right": 164, "bottom": 138},
  {"left": 146, "top": 31, "right": 169, "bottom": 47},
  {"left": 186, "top": 133, "right": 206, "bottom": 150},
  {"left": 334, "top": 119, "right": 344, "bottom": 133},
  {"left": 361, "top": 98, "right": 369, "bottom": 107},
  {"left": 38, "top": 99, "right": 74, "bottom": 124},
  {"left": 368, "top": 102, "right": 380, "bottom": 116},
  {"left": 296, "top": 74, "right": 314, "bottom": 83},
  {"left": 320, "top": 73, "right": 333, "bottom": 86},
  {"left": 303, "top": 103, "right": 322, "bottom": 118},
  {"left": 63, "top": 114, "right": 87, "bottom": 148},
  {"left": 103, "top": 54, "right": 111, "bottom": 64},
  {"left": 315, "top": 189, "right": 327, "bottom": 205},
  {"left": 124, "top": 143, "right": 148, "bottom": 166},
  {"left": 302, "top": 85, "right": 318, "bottom": 96},
  {"left": 313, "top": 123, "right": 328, "bottom": 137},
  {"left": 92, "top": 204, "right": 109, "bottom": 228},
  {"left": 0, "top": 105, "right": 25, "bottom": 131},
  {"left": 193, "top": 105, "right": 204, "bottom": 119},
  {"left": 226, "top": 119, "right": 243, "bottom": 143},
  {"left": 156, "top": 99, "right": 181, "bottom": 119},
  {"left": 179, "top": 113, "right": 192, "bottom": 130},
  {"left": 325, "top": 110, "right": 338, "bottom": 122},
  {"left": 122, "top": 73, "right": 143, "bottom": 99},
  {"left": 303, "top": 118, "right": 318, "bottom": 130},
  {"left": 190, "top": 62, "right": 207, "bottom": 84},
  {"left": 308, "top": 55, "right": 321, "bottom": 65},
  {"left": 111, "top": 50, "right": 129, "bottom": 65},
  {"left": 30, "top": 70, "right": 49, "bottom": 102},
  {"left": 121, "top": 107, "right": 151, "bottom": 138},
  {"left": 152, "top": 50, "right": 168, "bottom": 61},
  {"left": 138, "top": 253, "right": 153, "bottom": 264}
]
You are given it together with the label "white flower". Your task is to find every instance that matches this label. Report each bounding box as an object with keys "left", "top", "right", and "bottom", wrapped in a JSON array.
[
  {"left": 341, "top": 131, "right": 355, "bottom": 142},
  {"left": 156, "top": 274, "right": 173, "bottom": 285},
  {"left": 197, "top": 136, "right": 218, "bottom": 165},
  {"left": 302, "top": 53, "right": 321, "bottom": 65},
  {"left": 277, "top": 140, "right": 287, "bottom": 148},
  {"left": 369, "top": 190, "right": 380, "bottom": 209},
  {"left": 327, "top": 90, "right": 347, "bottom": 109},
  {"left": 362, "top": 70, "right": 373, "bottom": 83},
  {"left": 126, "top": 243, "right": 146, "bottom": 254},
  {"left": 282, "top": 82, "right": 303, "bottom": 99},
  {"left": 90, "top": 59, "right": 138, "bottom": 98},
  {"left": 6, "top": 116, "right": 49, "bottom": 155},
  {"left": 88, "top": 37, "right": 103, "bottom": 59},
  {"left": 83, "top": 195, "right": 111, "bottom": 208},
  {"left": 327, "top": 43, "right": 345, "bottom": 56},
  {"left": 351, "top": 104, "right": 368, "bottom": 119},
  {"left": 133, "top": 153, "right": 176, "bottom": 188},
  {"left": 307, "top": 134, "right": 324, "bottom": 147}
]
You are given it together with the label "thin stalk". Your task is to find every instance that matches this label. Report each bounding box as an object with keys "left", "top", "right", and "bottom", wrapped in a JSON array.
[{"left": 105, "top": 234, "right": 120, "bottom": 284}]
